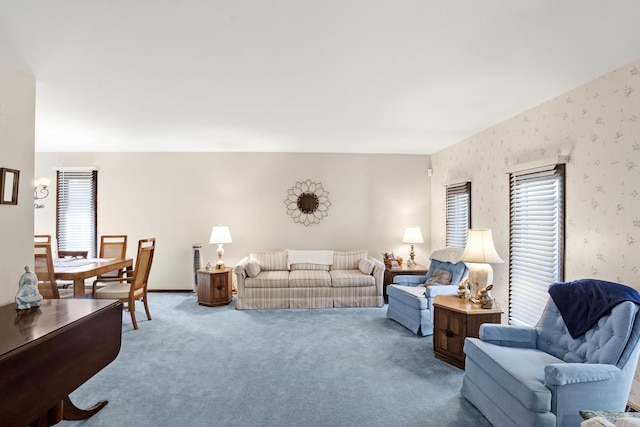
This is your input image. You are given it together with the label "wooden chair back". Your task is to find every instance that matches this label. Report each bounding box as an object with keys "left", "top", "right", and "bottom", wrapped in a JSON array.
[
  {"left": 99, "top": 235, "right": 128, "bottom": 278},
  {"left": 130, "top": 238, "right": 156, "bottom": 295},
  {"left": 34, "top": 242, "right": 59, "bottom": 299}
]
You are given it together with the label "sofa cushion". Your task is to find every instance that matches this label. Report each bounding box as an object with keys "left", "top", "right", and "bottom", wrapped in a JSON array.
[
  {"left": 290, "top": 263, "right": 330, "bottom": 271},
  {"left": 358, "top": 258, "right": 374, "bottom": 275},
  {"left": 332, "top": 250, "right": 367, "bottom": 270},
  {"left": 464, "top": 337, "right": 559, "bottom": 412},
  {"left": 245, "top": 261, "right": 261, "bottom": 278},
  {"left": 244, "top": 271, "right": 290, "bottom": 288},
  {"left": 289, "top": 270, "right": 331, "bottom": 288},
  {"left": 250, "top": 250, "right": 289, "bottom": 271},
  {"left": 330, "top": 270, "right": 375, "bottom": 287}
]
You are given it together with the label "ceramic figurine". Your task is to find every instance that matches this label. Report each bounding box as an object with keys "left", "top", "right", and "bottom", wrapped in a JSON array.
[
  {"left": 478, "top": 284, "right": 495, "bottom": 309},
  {"left": 205, "top": 261, "right": 213, "bottom": 271},
  {"left": 15, "top": 266, "right": 42, "bottom": 310},
  {"left": 458, "top": 278, "right": 471, "bottom": 299}
]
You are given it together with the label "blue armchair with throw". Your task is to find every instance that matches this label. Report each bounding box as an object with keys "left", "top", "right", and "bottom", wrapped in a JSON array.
[
  {"left": 461, "top": 279, "right": 640, "bottom": 427},
  {"left": 386, "top": 247, "right": 468, "bottom": 336}
]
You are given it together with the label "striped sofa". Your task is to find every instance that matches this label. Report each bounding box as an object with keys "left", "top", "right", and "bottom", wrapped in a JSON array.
[{"left": 233, "top": 249, "right": 385, "bottom": 309}]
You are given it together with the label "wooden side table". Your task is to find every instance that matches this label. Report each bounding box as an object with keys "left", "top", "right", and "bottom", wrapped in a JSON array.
[
  {"left": 383, "top": 263, "right": 428, "bottom": 302},
  {"left": 197, "top": 268, "right": 233, "bottom": 307},
  {"left": 433, "top": 294, "right": 503, "bottom": 369}
]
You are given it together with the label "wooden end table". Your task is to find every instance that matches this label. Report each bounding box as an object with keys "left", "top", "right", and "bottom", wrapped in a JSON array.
[
  {"left": 433, "top": 294, "right": 503, "bottom": 369},
  {"left": 197, "top": 268, "right": 233, "bottom": 307},
  {"left": 383, "top": 263, "right": 428, "bottom": 302}
]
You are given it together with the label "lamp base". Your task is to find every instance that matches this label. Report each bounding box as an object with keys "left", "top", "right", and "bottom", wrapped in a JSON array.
[
  {"left": 466, "top": 262, "right": 494, "bottom": 303},
  {"left": 215, "top": 243, "right": 225, "bottom": 270}
]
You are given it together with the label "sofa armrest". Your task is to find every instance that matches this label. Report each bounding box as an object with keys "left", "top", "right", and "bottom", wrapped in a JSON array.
[
  {"left": 479, "top": 324, "right": 537, "bottom": 348},
  {"left": 233, "top": 257, "right": 250, "bottom": 280},
  {"left": 369, "top": 257, "right": 385, "bottom": 297},
  {"left": 544, "top": 363, "right": 621, "bottom": 386},
  {"left": 392, "top": 275, "right": 428, "bottom": 286}
]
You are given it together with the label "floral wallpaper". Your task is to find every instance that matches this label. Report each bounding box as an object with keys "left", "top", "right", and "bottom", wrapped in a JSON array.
[{"left": 431, "top": 58, "right": 640, "bottom": 406}]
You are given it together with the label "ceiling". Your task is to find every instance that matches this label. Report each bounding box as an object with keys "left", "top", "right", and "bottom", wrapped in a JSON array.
[{"left": 1, "top": 1, "right": 640, "bottom": 154}]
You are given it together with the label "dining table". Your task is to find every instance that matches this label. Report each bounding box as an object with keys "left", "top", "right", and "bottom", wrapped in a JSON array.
[{"left": 54, "top": 257, "right": 133, "bottom": 297}]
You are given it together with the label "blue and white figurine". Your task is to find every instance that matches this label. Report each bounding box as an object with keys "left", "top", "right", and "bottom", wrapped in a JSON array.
[{"left": 15, "top": 265, "right": 42, "bottom": 309}]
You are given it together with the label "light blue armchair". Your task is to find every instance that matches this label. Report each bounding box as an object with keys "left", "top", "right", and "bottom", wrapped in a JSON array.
[
  {"left": 386, "top": 248, "right": 468, "bottom": 336},
  {"left": 461, "top": 279, "right": 640, "bottom": 427}
]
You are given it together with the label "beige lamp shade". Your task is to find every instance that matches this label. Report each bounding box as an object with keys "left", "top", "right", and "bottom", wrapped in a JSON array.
[
  {"left": 209, "top": 225, "right": 232, "bottom": 269},
  {"left": 402, "top": 226, "right": 424, "bottom": 244},
  {"left": 209, "top": 225, "right": 232, "bottom": 244},
  {"left": 460, "top": 229, "right": 503, "bottom": 264}
]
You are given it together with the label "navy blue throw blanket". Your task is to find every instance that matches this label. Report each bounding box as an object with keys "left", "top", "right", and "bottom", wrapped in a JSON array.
[{"left": 548, "top": 279, "right": 640, "bottom": 338}]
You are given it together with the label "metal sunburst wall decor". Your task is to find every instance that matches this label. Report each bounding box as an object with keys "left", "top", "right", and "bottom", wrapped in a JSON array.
[{"left": 284, "top": 179, "right": 331, "bottom": 226}]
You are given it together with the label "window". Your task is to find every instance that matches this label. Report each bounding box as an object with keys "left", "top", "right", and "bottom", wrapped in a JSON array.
[
  {"left": 446, "top": 182, "right": 471, "bottom": 249},
  {"left": 56, "top": 170, "right": 98, "bottom": 258},
  {"left": 509, "top": 164, "right": 565, "bottom": 326}
]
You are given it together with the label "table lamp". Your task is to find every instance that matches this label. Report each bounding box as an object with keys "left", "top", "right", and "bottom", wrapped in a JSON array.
[
  {"left": 460, "top": 228, "right": 503, "bottom": 302},
  {"left": 209, "top": 225, "right": 232, "bottom": 270},
  {"left": 402, "top": 226, "right": 424, "bottom": 267}
]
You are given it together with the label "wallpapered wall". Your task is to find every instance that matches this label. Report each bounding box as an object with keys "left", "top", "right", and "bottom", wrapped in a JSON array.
[{"left": 431, "top": 58, "right": 640, "bottom": 407}]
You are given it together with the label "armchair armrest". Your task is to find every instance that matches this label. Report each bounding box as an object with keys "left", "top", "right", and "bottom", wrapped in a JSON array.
[
  {"left": 544, "top": 363, "right": 621, "bottom": 386},
  {"left": 392, "top": 275, "right": 428, "bottom": 286},
  {"left": 424, "top": 284, "right": 458, "bottom": 298},
  {"left": 479, "top": 324, "right": 537, "bottom": 348}
]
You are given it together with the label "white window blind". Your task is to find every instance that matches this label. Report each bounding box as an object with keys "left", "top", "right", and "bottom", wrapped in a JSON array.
[
  {"left": 56, "top": 170, "right": 98, "bottom": 258},
  {"left": 509, "top": 164, "right": 565, "bottom": 326},
  {"left": 446, "top": 182, "right": 471, "bottom": 249}
]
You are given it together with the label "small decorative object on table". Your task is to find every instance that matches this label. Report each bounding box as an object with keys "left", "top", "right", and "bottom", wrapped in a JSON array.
[
  {"left": 15, "top": 265, "right": 42, "bottom": 309},
  {"left": 478, "top": 284, "right": 495, "bottom": 309},
  {"left": 381, "top": 251, "right": 403, "bottom": 269},
  {"left": 205, "top": 261, "right": 213, "bottom": 271},
  {"left": 457, "top": 278, "right": 471, "bottom": 299}
]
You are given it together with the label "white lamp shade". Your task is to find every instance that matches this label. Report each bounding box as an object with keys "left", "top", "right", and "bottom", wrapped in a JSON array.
[
  {"left": 402, "top": 226, "right": 424, "bottom": 244},
  {"left": 209, "top": 225, "right": 232, "bottom": 244},
  {"left": 460, "top": 229, "right": 503, "bottom": 264}
]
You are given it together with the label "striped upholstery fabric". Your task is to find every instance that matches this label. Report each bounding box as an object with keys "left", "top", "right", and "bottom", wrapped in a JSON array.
[
  {"left": 289, "top": 287, "right": 334, "bottom": 308},
  {"left": 330, "top": 270, "right": 376, "bottom": 287},
  {"left": 333, "top": 286, "right": 382, "bottom": 308},
  {"left": 332, "top": 250, "right": 367, "bottom": 270},
  {"left": 288, "top": 270, "right": 331, "bottom": 287},
  {"left": 234, "top": 252, "right": 385, "bottom": 310},
  {"left": 250, "top": 250, "right": 289, "bottom": 271},
  {"left": 236, "top": 287, "right": 290, "bottom": 309},
  {"left": 290, "top": 263, "right": 330, "bottom": 271},
  {"left": 245, "top": 271, "right": 289, "bottom": 288}
]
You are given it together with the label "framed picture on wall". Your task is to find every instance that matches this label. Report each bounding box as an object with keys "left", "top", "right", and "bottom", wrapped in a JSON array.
[{"left": 0, "top": 168, "right": 20, "bottom": 205}]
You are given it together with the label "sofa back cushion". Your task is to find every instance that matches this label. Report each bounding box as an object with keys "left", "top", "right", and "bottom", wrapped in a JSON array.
[
  {"left": 250, "top": 250, "right": 289, "bottom": 271},
  {"left": 536, "top": 299, "right": 639, "bottom": 365},
  {"left": 332, "top": 250, "right": 367, "bottom": 270},
  {"left": 426, "top": 259, "right": 467, "bottom": 287},
  {"left": 290, "top": 263, "right": 330, "bottom": 271}
]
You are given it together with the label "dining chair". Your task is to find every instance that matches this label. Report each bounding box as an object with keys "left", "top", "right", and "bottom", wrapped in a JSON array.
[
  {"left": 34, "top": 242, "right": 60, "bottom": 299},
  {"left": 57, "top": 250, "right": 89, "bottom": 290},
  {"left": 58, "top": 250, "right": 89, "bottom": 259},
  {"left": 93, "top": 235, "right": 128, "bottom": 284},
  {"left": 92, "top": 238, "right": 156, "bottom": 330},
  {"left": 34, "top": 235, "right": 51, "bottom": 243}
]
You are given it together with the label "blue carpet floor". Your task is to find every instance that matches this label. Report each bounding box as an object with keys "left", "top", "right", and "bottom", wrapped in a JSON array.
[{"left": 61, "top": 292, "right": 490, "bottom": 427}]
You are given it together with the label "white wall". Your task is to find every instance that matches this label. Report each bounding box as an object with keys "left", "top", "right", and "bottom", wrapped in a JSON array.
[
  {"left": 35, "top": 152, "right": 432, "bottom": 290},
  {"left": 431, "top": 58, "right": 640, "bottom": 406},
  {"left": 0, "top": 63, "right": 35, "bottom": 305}
]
